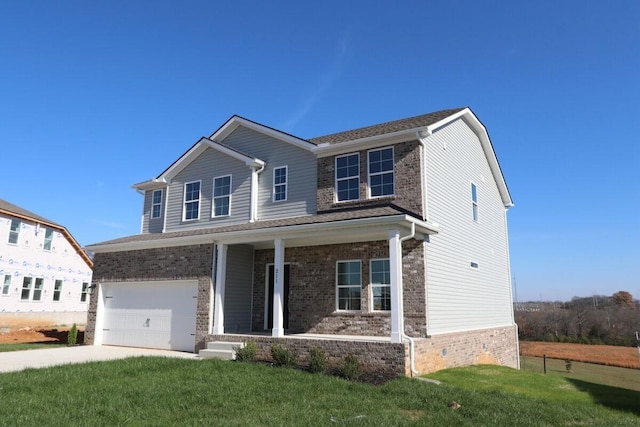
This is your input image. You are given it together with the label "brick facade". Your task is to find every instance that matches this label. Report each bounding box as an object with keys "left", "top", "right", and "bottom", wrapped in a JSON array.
[{"left": 316, "top": 140, "right": 424, "bottom": 216}]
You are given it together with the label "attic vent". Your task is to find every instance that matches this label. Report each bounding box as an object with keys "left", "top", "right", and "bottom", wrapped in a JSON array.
[{"left": 470, "top": 262, "right": 479, "bottom": 269}]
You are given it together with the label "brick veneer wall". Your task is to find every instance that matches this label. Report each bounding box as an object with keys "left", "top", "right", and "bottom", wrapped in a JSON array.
[
  {"left": 84, "top": 244, "right": 214, "bottom": 350},
  {"left": 316, "top": 139, "right": 424, "bottom": 216},
  {"left": 251, "top": 239, "right": 427, "bottom": 338}
]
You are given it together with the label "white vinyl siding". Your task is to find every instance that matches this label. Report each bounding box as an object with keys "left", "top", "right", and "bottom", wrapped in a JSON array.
[
  {"left": 183, "top": 181, "right": 201, "bottom": 221},
  {"left": 336, "top": 260, "right": 361, "bottom": 311},
  {"left": 368, "top": 147, "right": 394, "bottom": 198},
  {"left": 423, "top": 118, "right": 513, "bottom": 334},
  {"left": 141, "top": 189, "right": 165, "bottom": 234},
  {"left": 151, "top": 189, "right": 163, "bottom": 219},
  {"left": 273, "top": 166, "right": 287, "bottom": 202},
  {"left": 212, "top": 175, "right": 232, "bottom": 217},
  {"left": 335, "top": 153, "right": 360, "bottom": 202}
]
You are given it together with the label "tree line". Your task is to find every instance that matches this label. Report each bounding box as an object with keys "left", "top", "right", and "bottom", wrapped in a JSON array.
[{"left": 515, "top": 291, "right": 640, "bottom": 347}]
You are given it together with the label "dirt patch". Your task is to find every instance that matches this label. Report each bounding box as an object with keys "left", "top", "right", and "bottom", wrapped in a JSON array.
[
  {"left": 520, "top": 341, "right": 640, "bottom": 369},
  {"left": 0, "top": 327, "right": 85, "bottom": 345}
]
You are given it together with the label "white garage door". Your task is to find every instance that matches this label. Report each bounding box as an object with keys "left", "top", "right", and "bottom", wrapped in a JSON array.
[{"left": 101, "top": 280, "right": 198, "bottom": 352}]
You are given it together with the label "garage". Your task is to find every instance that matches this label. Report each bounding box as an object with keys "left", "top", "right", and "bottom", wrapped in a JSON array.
[{"left": 98, "top": 280, "right": 199, "bottom": 352}]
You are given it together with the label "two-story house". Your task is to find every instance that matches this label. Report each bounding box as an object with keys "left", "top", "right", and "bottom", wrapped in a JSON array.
[
  {"left": 0, "top": 199, "right": 93, "bottom": 328},
  {"left": 85, "top": 107, "right": 518, "bottom": 376}
]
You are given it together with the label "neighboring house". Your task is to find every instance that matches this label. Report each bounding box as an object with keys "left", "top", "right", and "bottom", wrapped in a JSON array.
[
  {"left": 85, "top": 107, "right": 518, "bottom": 376},
  {"left": 0, "top": 199, "right": 93, "bottom": 328}
]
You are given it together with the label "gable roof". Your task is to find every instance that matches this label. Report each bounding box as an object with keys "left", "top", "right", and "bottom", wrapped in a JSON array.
[{"left": 0, "top": 198, "right": 94, "bottom": 268}]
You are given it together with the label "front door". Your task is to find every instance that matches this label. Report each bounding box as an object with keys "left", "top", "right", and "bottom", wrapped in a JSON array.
[{"left": 267, "top": 264, "right": 290, "bottom": 330}]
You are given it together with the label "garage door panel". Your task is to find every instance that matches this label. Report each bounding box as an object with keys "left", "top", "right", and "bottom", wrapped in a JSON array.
[{"left": 100, "top": 281, "right": 198, "bottom": 352}]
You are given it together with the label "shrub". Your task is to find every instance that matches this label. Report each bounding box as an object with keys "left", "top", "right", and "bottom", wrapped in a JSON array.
[
  {"left": 340, "top": 352, "right": 361, "bottom": 381},
  {"left": 565, "top": 359, "right": 573, "bottom": 373},
  {"left": 234, "top": 341, "right": 258, "bottom": 363},
  {"left": 308, "top": 346, "right": 328, "bottom": 374},
  {"left": 67, "top": 324, "right": 78, "bottom": 346},
  {"left": 270, "top": 344, "right": 298, "bottom": 368}
]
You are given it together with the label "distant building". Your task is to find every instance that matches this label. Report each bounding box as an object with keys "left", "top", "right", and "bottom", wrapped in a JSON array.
[{"left": 0, "top": 199, "right": 93, "bottom": 328}]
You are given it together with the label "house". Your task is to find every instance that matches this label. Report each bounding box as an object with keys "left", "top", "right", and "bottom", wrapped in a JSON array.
[
  {"left": 0, "top": 199, "right": 93, "bottom": 328},
  {"left": 84, "top": 107, "right": 518, "bottom": 376}
]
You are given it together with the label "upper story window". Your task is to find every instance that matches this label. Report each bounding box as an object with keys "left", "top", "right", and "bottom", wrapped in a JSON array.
[
  {"left": 273, "top": 166, "right": 288, "bottom": 202},
  {"left": 368, "top": 147, "right": 394, "bottom": 198},
  {"left": 471, "top": 182, "right": 478, "bottom": 222},
  {"left": 213, "top": 175, "right": 231, "bottom": 217},
  {"left": 370, "top": 259, "right": 391, "bottom": 311},
  {"left": 151, "top": 189, "right": 163, "bottom": 219},
  {"left": 336, "top": 260, "right": 361, "bottom": 311},
  {"left": 183, "top": 181, "right": 201, "bottom": 221},
  {"left": 43, "top": 228, "right": 53, "bottom": 251},
  {"left": 8, "top": 219, "right": 20, "bottom": 244},
  {"left": 2, "top": 275, "right": 11, "bottom": 295},
  {"left": 335, "top": 153, "right": 360, "bottom": 202},
  {"left": 53, "top": 280, "right": 63, "bottom": 301}
]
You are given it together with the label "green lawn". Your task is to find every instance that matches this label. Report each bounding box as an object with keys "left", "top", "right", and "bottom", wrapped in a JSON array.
[
  {"left": 0, "top": 358, "right": 638, "bottom": 426},
  {"left": 0, "top": 342, "right": 65, "bottom": 352}
]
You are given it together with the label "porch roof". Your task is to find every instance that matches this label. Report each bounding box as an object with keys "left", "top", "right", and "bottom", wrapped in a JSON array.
[{"left": 86, "top": 204, "right": 439, "bottom": 253}]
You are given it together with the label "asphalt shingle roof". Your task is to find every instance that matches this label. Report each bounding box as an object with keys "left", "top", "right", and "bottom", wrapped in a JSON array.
[{"left": 0, "top": 198, "right": 59, "bottom": 226}]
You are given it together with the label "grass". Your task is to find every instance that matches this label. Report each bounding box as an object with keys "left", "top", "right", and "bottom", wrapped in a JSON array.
[
  {"left": 0, "top": 358, "right": 638, "bottom": 426},
  {"left": 0, "top": 343, "right": 66, "bottom": 352}
]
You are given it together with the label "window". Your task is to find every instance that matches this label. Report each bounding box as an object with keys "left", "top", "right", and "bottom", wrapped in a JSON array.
[
  {"left": 368, "top": 147, "right": 394, "bottom": 197},
  {"left": 33, "top": 278, "right": 43, "bottom": 301},
  {"left": 470, "top": 262, "right": 479, "bottom": 269},
  {"left": 21, "top": 277, "right": 32, "bottom": 300},
  {"left": 53, "top": 280, "right": 63, "bottom": 301},
  {"left": 213, "top": 175, "right": 232, "bottom": 217},
  {"left": 80, "top": 283, "right": 89, "bottom": 302},
  {"left": 2, "top": 275, "right": 11, "bottom": 295},
  {"left": 335, "top": 154, "right": 360, "bottom": 201},
  {"left": 471, "top": 183, "right": 478, "bottom": 222},
  {"left": 273, "top": 166, "right": 287, "bottom": 202},
  {"left": 336, "top": 261, "right": 361, "bottom": 311},
  {"left": 8, "top": 219, "right": 20, "bottom": 244},
  {"left": 371, "top": 259, "right": 391, "bottom": 311},
  {"left": 43, "top": 228, "right": 54, "bottom": 251},
  {"left": 151, "top": 189, "right": 163, "bottom": 219},
  {"left": 183, "top": 181, "right": 201, "bottom": 221}
]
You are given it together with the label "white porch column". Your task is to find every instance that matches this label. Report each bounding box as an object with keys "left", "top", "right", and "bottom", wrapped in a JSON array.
[
  {"left": 389, "top": 229, "right": 404, "bottom": 343},
  {"left": 212, "top": 243, "right": 228, "bottom": 334},
  {"left": 272, "top": 238, "right": 285, "bottom": 337}
]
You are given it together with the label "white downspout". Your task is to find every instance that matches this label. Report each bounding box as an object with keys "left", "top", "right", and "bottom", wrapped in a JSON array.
[
  {"left": 250, "top": 163, "right": 266, "bottom": 222},
  {"left": 416, "top": 132, "right": 429, "bottom": 221},
  {"left": 398, "top": 222, "right": 420, "bottom": 376},
  {"left": 504, "top": 206, "right": 520, "bottom": 369}
]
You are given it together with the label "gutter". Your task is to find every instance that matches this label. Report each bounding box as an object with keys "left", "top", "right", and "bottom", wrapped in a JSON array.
[{"left": 250, "top": 163, "right": 266, "bottom": 222}]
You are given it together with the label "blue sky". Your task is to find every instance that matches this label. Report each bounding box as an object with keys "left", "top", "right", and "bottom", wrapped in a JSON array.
[{"left": 1, "top": 1, "right": 638, "bottom": 302}]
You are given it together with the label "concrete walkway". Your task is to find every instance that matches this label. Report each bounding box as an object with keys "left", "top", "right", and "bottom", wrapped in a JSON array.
[{"left": 0, "top": 345, "right": 199, "bottom": 373}]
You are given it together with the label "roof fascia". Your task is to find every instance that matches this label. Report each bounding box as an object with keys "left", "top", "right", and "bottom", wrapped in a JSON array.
[
  {"left": 211, "top": 116, "right": 316, "bottom": 152},
  {"left": 133, "top": 179, "right": 168, "bottom": 191}
]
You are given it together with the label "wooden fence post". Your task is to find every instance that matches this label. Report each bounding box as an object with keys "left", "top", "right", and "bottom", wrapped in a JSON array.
[{"left": 543, "top": 354, "right": 547, "bottom": 374}]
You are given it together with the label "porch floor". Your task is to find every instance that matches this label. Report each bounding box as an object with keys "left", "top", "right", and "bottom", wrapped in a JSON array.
[{"left": 216, "top": 332, "right": 391, "bottom": 343}]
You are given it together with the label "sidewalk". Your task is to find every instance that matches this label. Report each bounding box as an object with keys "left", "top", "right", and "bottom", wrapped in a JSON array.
[{"left": 0, "top": 345, "right": 199, "bottom": 373}]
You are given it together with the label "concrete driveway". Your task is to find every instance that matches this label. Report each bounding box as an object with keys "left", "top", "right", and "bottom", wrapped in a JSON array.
[{"left": 0, "top": 345, "right": 199, "bottom": 373}]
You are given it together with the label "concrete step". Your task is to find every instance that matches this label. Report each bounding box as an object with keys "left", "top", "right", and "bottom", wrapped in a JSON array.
[{"left": 199, "top": 341, "right": 244, "bottom": 360}]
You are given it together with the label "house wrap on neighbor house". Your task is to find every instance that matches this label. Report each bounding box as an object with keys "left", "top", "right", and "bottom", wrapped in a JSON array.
[
  {"left": 85, "top": 107, "right": 518, "bottom": 376},
  {"left": 0, "top": 199, "right": 93, "bottom": 328}
]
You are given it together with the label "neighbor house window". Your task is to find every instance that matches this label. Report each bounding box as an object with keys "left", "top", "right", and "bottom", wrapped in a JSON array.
[
  {"left": 33, "top": 278, "right": 43, "bottom": 301},
  {"left": 80, "top": 282, "right": 89, "bottom": 302},
  {"left": 183, "top": 181, "right": 201, "bottom": 221},
  {"left": 8, "top": 219, "right": 20, "bottom": 244},
  {"left": 371, "top": 259, "right": 391, "bottom": 311},
  {"left": 471, "top": 182, "right": 478, "bottom": 222},
  {"left": 2, "top": 275, "right": 11, "bottom": 295},
  {"left": 21, "top": 277, "right": 32, "bottom": 300},
  {"left": 151, "top": 189, "right": 163, "bottom": 219},
  {"left": 43, "top": 228, "right": 53, "bottom": 251},
  {"left": 368, "top": 147, "right": 394, "bottom": 197},
  {"left": 336, "top": 153, "right": 360, "bottom": 201},
  {"left": 336, "top": 260, "right": 361, "bottom": 311},
  {"left": 53, "top": 280, "right": 63, "bottom": 301},
  {"left": 273, "top": 166, "right": 287, "bottom": 202},
  {"left": 213, "top": 175, "right": 232, "bottom": 217}
]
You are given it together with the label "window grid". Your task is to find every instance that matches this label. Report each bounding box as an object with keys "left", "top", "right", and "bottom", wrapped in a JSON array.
[
  {"left": 273, "top": 166, "right": 287, "bottom": 202},
  {"left": 8, "top": 219, "right": 20, "bottom": 244},
  {"left": 43, "top": 228, "right": 53, "bottom": 251},
  {"left": 80, "top": 283, "right": 89, "bottom": 302},
  {"left": 336, "top": 260, "right": 361, "bottom": 311},
  {"left": 151, "top": 189, "right": 163, "bottom": 219},
  {"left": 368, "top": 147, "right": 394, "bottom": 198},
  {"left": 213, "top": 175, "right": 232, "bottom": 217},
  {"left": 2, "top": 275, "right": 11, "bottom": 295},
  {"left": 370, "top": 259, "right": 391, "bottom": 311},
  {"left": 33, "top": 278, "right": 43, "bottom": 301},
  {"left": 471, "top": 183, "right": 478, "bottom": 222},
  {"left": 53, "top": 280, "right": 63, "bottom": 301},
  {"left": 21, "top": 277, "right": 32, "bottom": 300},
  {"left": 183, "top": 181, "right": 201, "bottom": 221},
  {"left": 335, "top": 154, "right": 360, "bottom": 202}
]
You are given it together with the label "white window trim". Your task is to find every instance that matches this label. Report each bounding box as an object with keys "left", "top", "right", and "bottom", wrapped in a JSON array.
[
  {"left": 33, "top": 278, "right": 44, "bottom": 301},
  {"left": 80, "top": 282, "right": 89, "bottom": 302},
  {"left": 151, "top": 189, "right": 163, "bottom": 219},
  {"left": 335, "top": 259, "right": 362, "bottom": 312},
  {"left": 21, "top": 277, "right": 32, "bottom": 301},
  {"left": 8, "top": 219, "right": 20, "bottom": 245},
  {"left": 367, "top": 146, "right": 395, "bottom": 199},
  {"left": 212, "top": 175, "right": 232, "bottom": 218},
  {"left": 370, "top": 258, "right": 391, "bottom": 312},
  {"left": 53, "top": 279, "right": 63, "bottom": 302},
  {"left": 43, "top": 228, "right": 53, "bottom": 252},
  {"left": 335, "top": 153, "right": 360, "bottom": 202},
  {"left": 2, "top": 274, "right": 11, "bottom": 296},
  {"left": 272, "top": 166, "right": 288, "bottom": 202},
  {"left": 471, "top": 181, "right": 479, "bottom": 222},
  {"left": 182, "top": 180, "right": 202, "bottom": 222}
]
